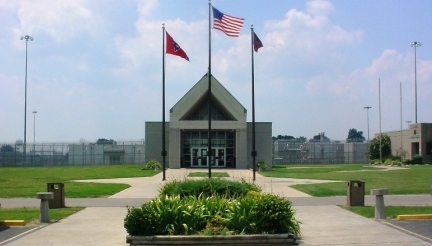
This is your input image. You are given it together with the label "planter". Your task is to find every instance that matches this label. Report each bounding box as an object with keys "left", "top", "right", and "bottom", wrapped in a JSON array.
[{"left": 126, "top": 234, "right": 297, "bottom": 246}]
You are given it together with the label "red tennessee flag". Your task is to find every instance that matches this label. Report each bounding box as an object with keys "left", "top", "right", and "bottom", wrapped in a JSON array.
[{"left": 166, "top": 32, "right": 189, "bottom": 61}]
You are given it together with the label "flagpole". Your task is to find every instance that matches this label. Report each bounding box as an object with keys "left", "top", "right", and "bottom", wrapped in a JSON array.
[
  {"left": 208, "top": 0, "right": 212, "bottom": 178},
  {"left": 251, "top": 25, "right": 257, "bottom": 181},
  {"left": 162, "top": 24, "right": 167, "bottom": 181}
]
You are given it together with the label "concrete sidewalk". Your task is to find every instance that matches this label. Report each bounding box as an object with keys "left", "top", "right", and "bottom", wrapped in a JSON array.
[{"left": 2, "top": 169, "right": 432, "bottom": 246}]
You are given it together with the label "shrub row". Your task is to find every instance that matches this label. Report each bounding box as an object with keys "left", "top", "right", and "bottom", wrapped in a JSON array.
[
  {"left": 158, "top": 178, "right": 262, "bottom": 198},
  {"left": 371, "top": 154, "right": 425, "bottom": 166}
]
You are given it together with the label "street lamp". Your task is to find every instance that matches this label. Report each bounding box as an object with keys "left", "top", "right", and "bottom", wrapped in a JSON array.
[
  {"left": 21, "top": 35, "right": 33, "bottom": 164},
  {"left": 410, "top": 41, "right": 421, "bottom": 124},
  {"left": 364, "top": 106, "right": 372, "bottom": 141},
  {"left": 33, "top": 111, "right": 37, "bottom": 154}
]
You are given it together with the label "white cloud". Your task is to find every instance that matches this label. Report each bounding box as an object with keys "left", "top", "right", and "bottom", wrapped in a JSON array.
[
  {"left": 364, "top": 49, "right": 403, "bottom": 76},
  {"left": 306, "top": 0, "right": 335, "bottom": 16},
  {"left": 10, "top": 0, "right": 98, "bottom": 42}
]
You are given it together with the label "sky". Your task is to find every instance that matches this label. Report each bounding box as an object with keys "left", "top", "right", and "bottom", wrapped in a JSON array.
[{"left": 1, "top": 0, "right": 431, "bottom": 144}]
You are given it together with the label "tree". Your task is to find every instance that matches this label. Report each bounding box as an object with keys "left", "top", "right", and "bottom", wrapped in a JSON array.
[
  {"left": 310, "top": 132, "right": 330, "bottom": 142},
  {"left": 272, "top": 135, "right": 306, "bottom": 142},
  {"left": 369, "top": 134, "right": 391, "bottom": 160},
  {"left": 95, "top": 138, "right": 116, "bottom": 145},
  {"left": 296, "top": 136, "right": 307, "bottom": 142},
  {"left": 346, "top": 129, "right": 365, "bottom": 143},
  {"left": 0, "top": 145, "right": 14, "bottom": 152}
]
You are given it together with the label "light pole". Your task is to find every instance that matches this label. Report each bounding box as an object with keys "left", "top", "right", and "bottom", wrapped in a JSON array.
[
  {"left": 21, "top": 35, "right": 33, "bottom": 164},
  {"left": 33, "top": 111, "right": 37, "bottom": 154},
  {"left": 406, "top": 120, "right": 412, "bottom": 160},
  {"left": 406, "top": 120, "right": 412, "bottom": 129},
  {"left": 410, "top": 41, "right": 421, "bottom": 124},
  {"left": 364, "top": 106, "right": 372, "bottom": 141}
]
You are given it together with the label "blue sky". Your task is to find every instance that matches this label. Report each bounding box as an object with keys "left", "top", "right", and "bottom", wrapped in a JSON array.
[{"left": 1, "top": 0, "right": 431, "bottom": 143}]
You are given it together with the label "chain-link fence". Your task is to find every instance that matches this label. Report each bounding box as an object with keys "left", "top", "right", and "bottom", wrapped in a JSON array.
[
  {"left": 0, "top": 142, "right": 145, "bottom": 167},
  {"left": 1, "top": 140, "right": 369, "bottom": 167},
  {"left": 273, "top": 140, "right": 370, "bottom": 164}
]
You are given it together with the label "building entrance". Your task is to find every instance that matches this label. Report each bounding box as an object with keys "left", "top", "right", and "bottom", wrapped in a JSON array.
[
  {"left": 182, "top": 130, "right": 235, "bottom": 168},
  {"left": 191, "top": 147, "right": 226, "bottom": 167}
]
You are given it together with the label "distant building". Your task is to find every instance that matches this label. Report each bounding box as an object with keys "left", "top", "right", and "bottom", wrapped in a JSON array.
[
  {"left": 145, "top": 73, "right": 273, "bottom": 169},
  {"left": 383, "top": 123, "right": 432, "bottom": 163}
]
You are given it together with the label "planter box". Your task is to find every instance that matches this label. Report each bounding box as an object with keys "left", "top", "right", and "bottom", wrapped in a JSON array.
[{"left": 126, "top": 234, "right": 298, "bottom": 246}]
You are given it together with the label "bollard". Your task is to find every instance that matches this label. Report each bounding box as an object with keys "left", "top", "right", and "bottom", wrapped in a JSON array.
[
  {"left": 36, "top": 192, "right": 54, "bottom": 223},
  {"left": 371, "top": 189, "right": 388, "bottom": 219}
]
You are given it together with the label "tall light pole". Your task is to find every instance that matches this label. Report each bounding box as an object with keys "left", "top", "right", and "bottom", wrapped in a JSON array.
[
  {"left": 21, "top": 35, "right": 33, "bottom": 164},
  {"left": 378, "top": 79, "right": 382, "bottom": 164},
  {"left": 406, "top": 120, "right": 412, "bottom": 129},
  {"left": 364, "top": 106, "right": 372, "bottom": 141},
  {"left": 33, "top": 111, "right": 37, "bottom": 154},
  {"left": 410, "top": 41, "right": 421, "bottom": 124},
  {"left": 400, "top": 83, "right": 402, "bottom": 160}
]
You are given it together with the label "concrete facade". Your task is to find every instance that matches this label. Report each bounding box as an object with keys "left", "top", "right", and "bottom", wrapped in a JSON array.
[
  {"left": 381, "top": 123, "right": 432, "bottom": 162},
  {"left": 145, "top": 73, "right": 272, "bottom": 169}
]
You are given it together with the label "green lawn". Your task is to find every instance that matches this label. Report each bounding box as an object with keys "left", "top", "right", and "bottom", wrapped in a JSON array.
[
  {"left": 260, "top": 164, "right": 432, "bottom": 197},
  {"left": 0, "top": 207, "right": 84, "bottom": 223},
  {"left": 0, "top": 165, "right": 160, "bottom": 198},
  {"left": 343, "top": 206, "right": 432, "bottom": 219}
]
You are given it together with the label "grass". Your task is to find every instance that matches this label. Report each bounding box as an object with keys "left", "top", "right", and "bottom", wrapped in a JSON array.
[
  {"left": 188, "top": 172, "right": 230, "bottom": 178},
  {"left": 261, "top": 164, "right": 432, "bottom": 196},
  {"left": 0, "top": 165, "right": 159, "bottom": 198},
  {"left": 0, "top": 207, "right": 84, "bottom": 223},
  {"left": 343, "top": 206, "right": 432, "bottom": 219}
]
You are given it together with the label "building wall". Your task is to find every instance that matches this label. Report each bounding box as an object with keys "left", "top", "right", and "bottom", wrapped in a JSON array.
[
  {"left": 247, "top": 122, "right": 272, "bottom": 168},
  {"left": 145, "top": 121, "right": 271, "bottom": 169},
  {"left": 409, "top": 123, "right": 432, "bottom": 162},
  {"left": 144, "top": 122, "right": 170, "bottom": 165},
  {"left": 381, "top": 123, "right": 432, "bottom": 162},
  {"left": 383, "top": 129, "right": 411, "bottom": 159}
]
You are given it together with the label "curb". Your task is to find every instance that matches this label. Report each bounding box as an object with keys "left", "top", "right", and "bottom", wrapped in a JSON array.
[
  {"left": 0, "top": 220, "right": 26, "bottom": 226},
  {"left": 397, "top": 214, "right": 432, "bottom": 220}
]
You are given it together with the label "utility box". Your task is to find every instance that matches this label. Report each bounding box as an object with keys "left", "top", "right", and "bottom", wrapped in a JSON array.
[
  {"left": 47, "top": 183, "right": 65, "bottom": 208},
  {"left": 346, "top": 180, "right": 365, "bottom": 206}
]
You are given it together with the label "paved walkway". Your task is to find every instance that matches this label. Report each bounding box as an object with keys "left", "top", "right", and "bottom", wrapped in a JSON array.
[{"left": 1, "top": 169, "right": 432, "bottom": 245}]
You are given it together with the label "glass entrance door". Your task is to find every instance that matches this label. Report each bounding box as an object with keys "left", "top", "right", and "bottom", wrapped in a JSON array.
[
  {"left": 212, "top": 148, "right": 226, "bottom": 167},
  {"left": 192, "top": 148, "right": 207, "bottom": 167},
  {"left": 191, "top": 147, "right": 225, "bottom": 167}
]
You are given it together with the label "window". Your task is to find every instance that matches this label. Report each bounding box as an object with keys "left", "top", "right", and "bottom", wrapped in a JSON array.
[{"left": 186, "top": 98, "right": 232, "bottom": 121}]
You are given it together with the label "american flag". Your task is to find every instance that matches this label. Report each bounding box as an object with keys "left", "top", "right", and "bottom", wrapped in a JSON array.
[{"left": 212, "top": 6, "right": 244, "bottom": 37}]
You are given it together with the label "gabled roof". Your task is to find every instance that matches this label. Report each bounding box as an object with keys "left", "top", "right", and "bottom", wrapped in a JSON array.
[{"left": 170, "top": 73, "right": 246, "bottom": 122}]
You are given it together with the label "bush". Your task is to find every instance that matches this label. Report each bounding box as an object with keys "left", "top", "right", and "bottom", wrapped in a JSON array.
[
  {"left": 411, "top": 154, "right": 423, "bottom": 165},
  {"left": 125, "top": 179, "right": 300, "bottom": 237},
  {"left": 249, "top": 194, "right": 300, "bottom": 235},
  {"left": 124, "top": 194, "right": 300, "bottom": 236},
  {"left": 124, "top": 204, "right": 160, "bottom": 236},
  {"left": 159, "top": 178, "right": 261, "bottom": 198},
  {"left": 125, "top": 196, "right": 209, "bottom": 236},
  {"left": 257, "top": 161, "right": 268, "bottom": 171},
  {"left": 142, "top": 159, "right": 162, "bottom": 170}
]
